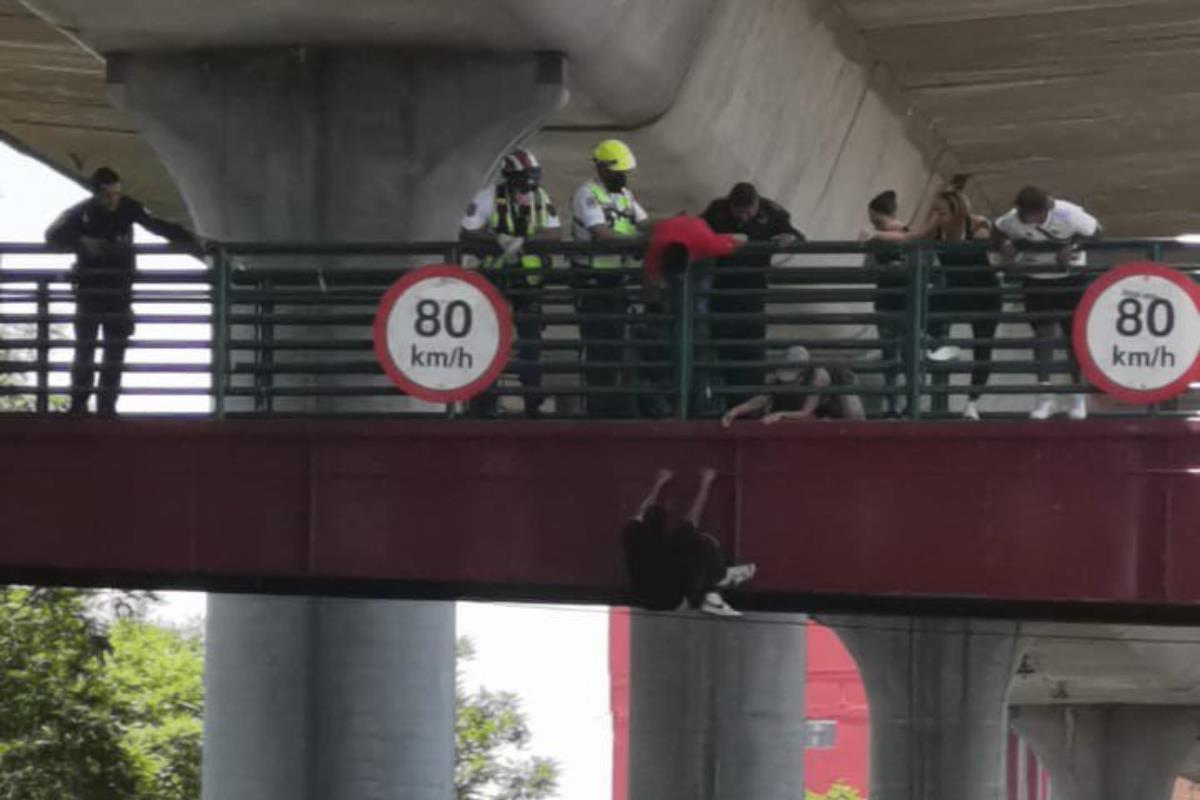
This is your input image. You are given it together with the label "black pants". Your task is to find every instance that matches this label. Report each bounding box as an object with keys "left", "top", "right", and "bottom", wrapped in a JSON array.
[
  {"left": 471, "top": 284, "right": 544, "bottom": 416},
  {"left": 675, "top": 522, "right": 728, "bottom": 609},
  {"left": 72, "top": 295, "right": 134, "bottom": 414},
  {"left": 575, "top": 272, "right": 635, "bottom": 418},
  {"left": 876, "top": 293, "right": 909, "bottom": 415},
  {"left": 1023, "top": 275, "right": 1086, "bottom": 383},
  {"left": 936, "top": 273, "right": 1003, "bottom": 401}
]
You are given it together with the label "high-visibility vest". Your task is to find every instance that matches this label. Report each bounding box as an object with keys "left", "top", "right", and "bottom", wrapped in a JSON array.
[
  {"left": 486, "top": 185, "right": 552, "bottom": 284},
  {"left": 578, "top": 181, "right": 640, "bottom": 270}
]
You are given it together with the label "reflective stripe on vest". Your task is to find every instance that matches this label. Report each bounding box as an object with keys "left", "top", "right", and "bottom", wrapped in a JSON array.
[
  {"left": 485, "top": 186, "right": 550, "bottom": 283},
  {"left": 582, "top": 181, "right": 639, "bottom": 270}
]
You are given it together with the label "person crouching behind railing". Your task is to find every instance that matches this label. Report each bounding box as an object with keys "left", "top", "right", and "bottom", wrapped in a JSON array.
[{"left": 720, "top": 345, "right": 866, "bottom": 425}]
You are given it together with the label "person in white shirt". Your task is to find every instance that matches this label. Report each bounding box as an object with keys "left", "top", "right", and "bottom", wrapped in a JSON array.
[
  {"left": 570, "top": 139, "right": 651, "bottom": 418},
  {"left": 460, "top": 148, "right": 562, "bottom": 416},
  {"left": 993, "top": 186, "right": 1101, "bottom": 420}
]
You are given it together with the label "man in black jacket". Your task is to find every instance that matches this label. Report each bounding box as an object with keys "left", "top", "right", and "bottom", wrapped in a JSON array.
[
  {"left": 701, "top": 183, "right": 805, "bottom": 404},
  {"left": 46, "top": 167, "right": 204, "bottom": 415}
]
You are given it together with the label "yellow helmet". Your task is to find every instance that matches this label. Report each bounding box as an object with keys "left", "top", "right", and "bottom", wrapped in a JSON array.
[{"left": 592, "top": 139, "right": 637, "bottom": 172}]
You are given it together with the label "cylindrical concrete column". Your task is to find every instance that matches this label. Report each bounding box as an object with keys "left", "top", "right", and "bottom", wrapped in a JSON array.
[
  {"left": 629, "top": 612, "right": 807, "bottom": 800},
  {"left": 823, "top": 615, "right": 1027, "bottom": 800},
  {"left": 107, "top": 48, "right": 566, "bottom": 800},
  {"left": 1012, "top": 705, "right": 1200, "bottom": 800}
]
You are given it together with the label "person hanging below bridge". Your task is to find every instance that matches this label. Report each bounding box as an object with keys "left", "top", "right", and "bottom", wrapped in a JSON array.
[
  {"left": 622, "top": 467, "right": 755, "bottom": 618},
  {"left": 46, "top": 166, "right": 206, "bottom": 417}
]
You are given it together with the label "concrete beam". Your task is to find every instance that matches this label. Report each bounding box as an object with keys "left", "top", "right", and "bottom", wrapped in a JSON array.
[{"left": 1012, "top": 705, "right": 1200, "bottom": 800}]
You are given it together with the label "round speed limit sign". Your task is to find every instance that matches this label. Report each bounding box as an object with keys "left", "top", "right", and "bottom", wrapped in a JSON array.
[
  {"left": 1073, "top": 262, "right": 1200, "bottom": 403},
  {"left": 373, "top": 265, "right": 513, "bottom": 403}
]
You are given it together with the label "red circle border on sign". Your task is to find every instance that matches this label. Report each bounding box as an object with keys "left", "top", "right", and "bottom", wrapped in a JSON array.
[
  {"left": 372, "top": 264, "right": 514, "bottom": 404},
  {"left": 1072, "top": 260, "right": 1200, "bottom": 405}
]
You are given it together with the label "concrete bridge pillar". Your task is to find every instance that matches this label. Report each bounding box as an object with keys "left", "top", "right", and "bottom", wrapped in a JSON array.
[
  {"left": 106, "top": 48, "right": 566, "bottom": 800},
  {"left": 1012, "top": 705, "right": 1200, "bottom": 800},
  {"left": 628, "top": 612, "right": 808, "bottom": 800},
  {"left": 824, "top": 615, "right": 1027, "bottom": 800}
]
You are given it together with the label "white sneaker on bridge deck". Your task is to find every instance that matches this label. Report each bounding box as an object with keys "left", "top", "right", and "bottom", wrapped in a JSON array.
[
  {"left": 1030, "top": 393, "right": 1058, "bottom": 420},
  {"left": 700, "top": 593, "right": 742, "bottom": 618},
  {"left": 962, "top": 401, "right": 981, "bottom": 421},
  {"left": 1068, "top": 394, "right": 1088, "bottom": 420}
]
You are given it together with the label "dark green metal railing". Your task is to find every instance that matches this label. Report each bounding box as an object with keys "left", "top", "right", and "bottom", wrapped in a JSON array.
[{"left": 1, "top": 239, "right": 1198, "bottom": 420}]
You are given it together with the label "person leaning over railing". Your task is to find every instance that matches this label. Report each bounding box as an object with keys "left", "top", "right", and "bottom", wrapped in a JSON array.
[
  {"left": 459, "top": 148, "right": 562, "bottom": 418},
  {"left": 924, "top": 175, "right": 999, "bottom": 422},
  {"left": 720, "top": 345, "right": 866, "bottom": 426},
  {"left": 700, "top": 182, "right": 805, "bottom": 406},
  {"left": 993, "top": 185, "right": 1101, "bottom": 421},
  {"left": 638, "top": 216, "right": 741, "bottom": 417},
  {"left": 864, "top": 189, "right": 930, "bottom": 416},
  {"left": 45, "top": 166, "right": 205, "bottom": 417},
  {"left": 570, "top": 139, "right": 653, "bottom": 419}
]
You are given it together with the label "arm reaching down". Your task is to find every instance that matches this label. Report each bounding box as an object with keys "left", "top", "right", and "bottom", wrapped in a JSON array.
[
  {"left": 764, "top": 368, "right": 828, "bottom": 423},
  {"left": 685, "top": 468, "right": 717, "bottom": 527},
  {"left": 722, "top": 394, "right": 770, "bottom": 427}
]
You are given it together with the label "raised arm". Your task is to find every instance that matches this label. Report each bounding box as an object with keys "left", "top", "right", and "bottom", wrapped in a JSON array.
[
  {"left": 685, "top": 468, "right": 717, "bottom": 527},
  {"left": 634, "top": 469, "right": 674, "bottom": 522}
]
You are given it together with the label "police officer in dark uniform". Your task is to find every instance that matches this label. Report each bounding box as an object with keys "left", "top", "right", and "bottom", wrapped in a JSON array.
[
  {"left": 45, "top": 167, "right": 204, "bottom": 416},
  {"left": 701, "top": 183, "right": 805, "bottom": 404}
]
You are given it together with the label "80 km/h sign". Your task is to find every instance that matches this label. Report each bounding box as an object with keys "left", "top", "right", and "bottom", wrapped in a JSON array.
[
  {"left": 1074, "top": 261, "right": 1200, "bottom": 404},
  {"left": 373, "top": 265, "right": 513, "bottom": 403}
]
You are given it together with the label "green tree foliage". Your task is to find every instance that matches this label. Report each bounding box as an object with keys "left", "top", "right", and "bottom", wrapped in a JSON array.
[
  {"left": 0, "top": 588, "right": 202, "bottom": 800},
  {"left": 806, "top": 781, "right": 864, "bottom": 800},
  {"left": 105, "top": 620, "right": 203, "bottom": 800},
  {"left": 0, "top": 587, "right": 138, "bottom": 800},
  {"left": 456, "top": 638, "right": 559, "bottom": 800},
  {"left": 1, "top": 592, "right": 560, "bottom": 800}
]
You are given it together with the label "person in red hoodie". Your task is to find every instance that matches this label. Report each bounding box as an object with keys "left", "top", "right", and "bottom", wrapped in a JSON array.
[{"left": 636, "top": 216, "right": 741, "bottom": 417}]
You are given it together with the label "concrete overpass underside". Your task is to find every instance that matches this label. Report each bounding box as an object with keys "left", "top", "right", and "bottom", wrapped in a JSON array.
[{"left": 5, "top": 0, "right": 1200, "bottom": 235}]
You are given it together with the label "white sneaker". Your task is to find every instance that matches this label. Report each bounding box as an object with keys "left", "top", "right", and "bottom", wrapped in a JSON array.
[
  {"left": 1069, "top": 394, "right": 1088, "bottom": 420},
  {"left": 926, "top": 345, "right": 961, "bottom": 362},
  {"left": 1030, "top": 393, "right": 1058, "bottom": 420},
  {"left": 700, "top": 592, "right": 742, "bottom": 618},
  {"left": 719, "top": 563, "right": 757, "bottom": 588},
  {"left": 962, "top": 401, "right": 980, "bottom": 421}
]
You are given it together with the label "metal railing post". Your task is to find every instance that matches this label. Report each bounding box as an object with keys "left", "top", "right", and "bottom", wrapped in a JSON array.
[
  {"left": 904, "top": 245, "right": 926, "bottom": 419},
  {"left": 34, "top": 277, "right": 50, "bottom": 413},
  {"left": 211, "top": 248, "right": 229, "bottom": 418},
  {"left": 676, "top": 268, "right": 694, "bottom": 420},
  {"left": 1148, "top": 240, "right": 1165, "bottom": 417},
  {"left": 254, "top": 278, "right": 275, "bottom": 413}
]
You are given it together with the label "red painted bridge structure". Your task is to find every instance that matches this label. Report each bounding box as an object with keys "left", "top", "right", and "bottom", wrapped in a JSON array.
[{"left": 3, "top": 418, "right": 1200, "bottom": 621}]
